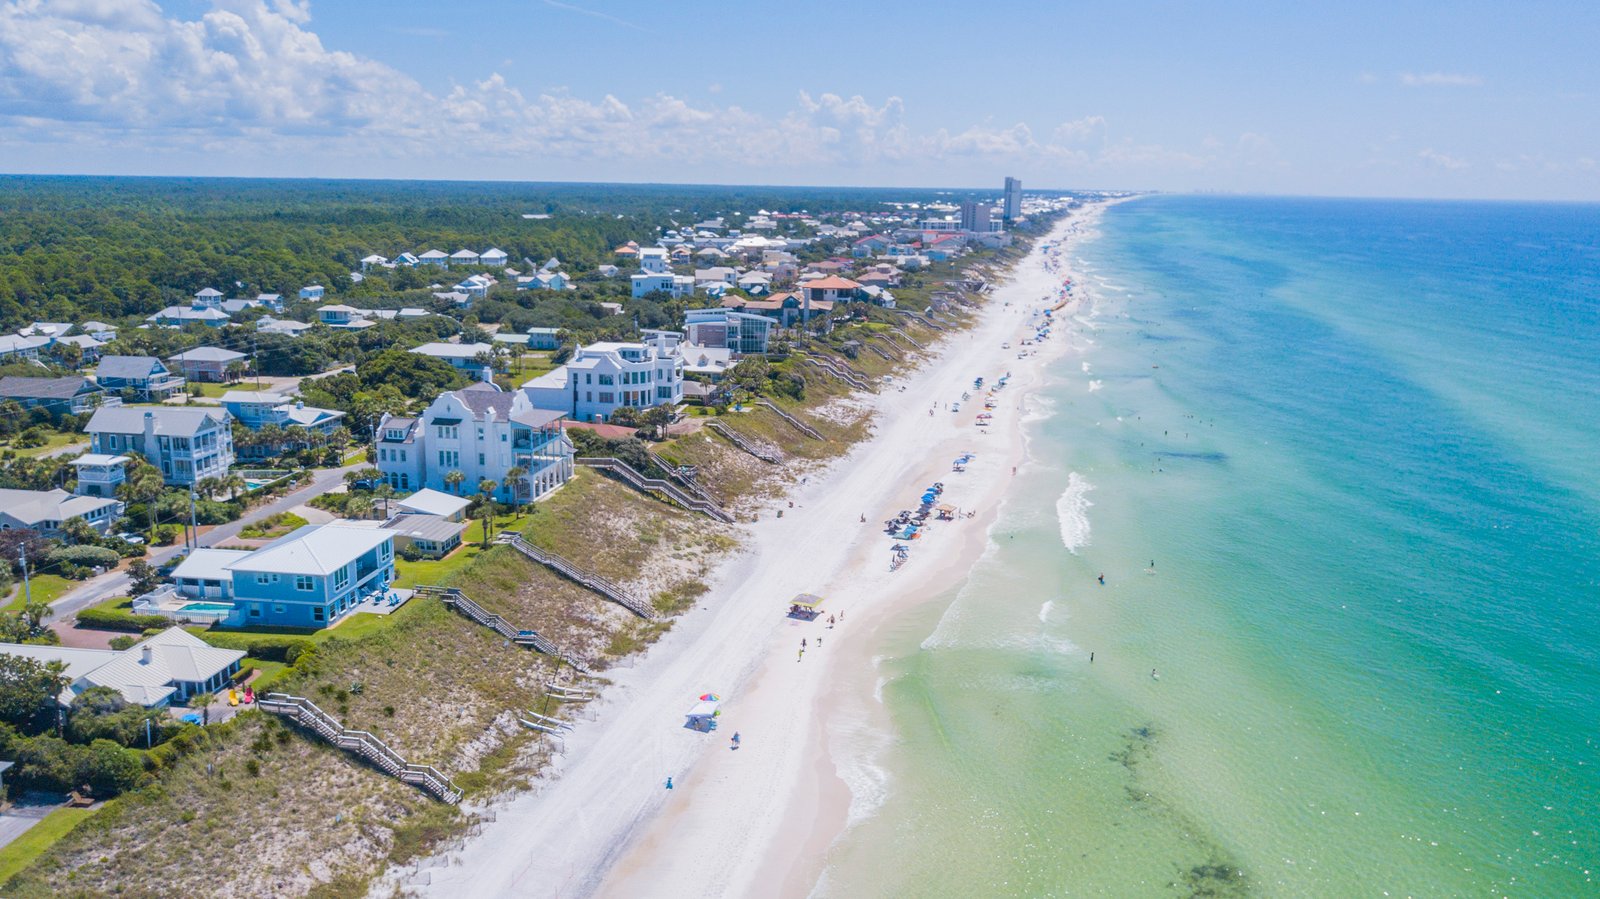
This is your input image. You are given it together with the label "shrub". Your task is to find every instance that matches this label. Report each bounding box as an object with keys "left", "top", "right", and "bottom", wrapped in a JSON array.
[
  {"left": 108, "top": 635, "right": 137, "bottom": 651},
  {"left": 45, "top": 545, "right": 121, "bottom": 572},
  {"left": 195, "top": 631, "right": 311, "bottom": 663},
  {"left": 153, "top": 524, "right": 182, "bottom": 546},
  {"left": 76, "top": 600, "right": 172, "bottom": 633}
]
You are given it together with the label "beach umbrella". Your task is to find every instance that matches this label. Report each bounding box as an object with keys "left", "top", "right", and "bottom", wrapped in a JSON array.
[{"left": 699, "top": 693, "right": 721, "bottom": 702}]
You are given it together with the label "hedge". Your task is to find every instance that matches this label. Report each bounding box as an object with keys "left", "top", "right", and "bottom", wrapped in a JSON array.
[
  {"left": 76, "top": 600, "right": 171, "bottom": 634},
  {"left": 190, "top": 630, "right": 312, "bottom": 663}
]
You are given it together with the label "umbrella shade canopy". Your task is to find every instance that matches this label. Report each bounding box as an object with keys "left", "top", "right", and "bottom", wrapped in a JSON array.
[
  {"left": 790, "top": 593, "right": 825, "bottom": 609},
  {"left": 700, "top": 693, "right": 721, "bottom": 702}
]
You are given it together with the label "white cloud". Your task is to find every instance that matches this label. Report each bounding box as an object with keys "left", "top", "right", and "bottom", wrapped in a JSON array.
[
  {"left": 1400, "top": 72, "right": 1484, "bottom": 87},
  {"left": 1418, "top": 148, "right": 1469, "bottom": 170},
  {"left": 0, "top": 0, "right": 1270, "bottom": 182}
]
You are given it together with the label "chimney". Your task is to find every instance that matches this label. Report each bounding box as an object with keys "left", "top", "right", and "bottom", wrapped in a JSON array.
[{"left": 140, "top": 645, "right": 153, "bottom": 665}]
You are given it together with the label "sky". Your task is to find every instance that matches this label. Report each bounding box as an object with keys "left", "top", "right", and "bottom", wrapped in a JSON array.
[{"left": 0, "top": 0, "right": 1596, "bottom": 200}]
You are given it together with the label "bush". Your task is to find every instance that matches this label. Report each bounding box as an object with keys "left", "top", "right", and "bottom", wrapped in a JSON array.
[
  {"left": 9, "top": 735, "right": 144, "bottom": 797},
  {"left": 76, "top": 599, "right": 171, "bottom": 633},
  {"left": 195, "top": 631, "right": 311, "bottom": 663},
  {"left": 108, "top": 635, "right": 137, "bottom": 651},
  {"left": 13, "top": 426, "right": 47, "bottom": 449},
  {"left": 45, "top": 545, "right": 121, "bottom": 572},
  {"left": 153, "top": 524, "right": 182, "bottom": 546}
]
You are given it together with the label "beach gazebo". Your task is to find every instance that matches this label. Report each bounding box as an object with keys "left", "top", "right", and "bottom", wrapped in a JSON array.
[{"left": 787, "top": 593, "right": 825, "bottom": 620}]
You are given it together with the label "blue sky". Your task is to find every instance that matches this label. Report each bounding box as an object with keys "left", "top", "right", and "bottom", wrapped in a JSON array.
[{"left": 1, "top": 0, "right": 1596, "bottom": 199}]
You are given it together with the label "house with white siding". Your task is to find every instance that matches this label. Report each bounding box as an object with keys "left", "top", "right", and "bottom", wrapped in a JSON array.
[
  {"left": 522, "top": 332, "right": 684, "bottom": 423},
  {"left": 375, "top": 382, "right": 572, "bottom": 503}
]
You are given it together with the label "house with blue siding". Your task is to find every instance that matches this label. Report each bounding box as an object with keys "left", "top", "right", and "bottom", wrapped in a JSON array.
[{"left": 226, "top": 523, "right": 397, "bottom": 629}]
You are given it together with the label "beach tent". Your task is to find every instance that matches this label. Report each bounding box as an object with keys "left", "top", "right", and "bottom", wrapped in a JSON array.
[
  {"left": 788, "top": 593, "right": 825, "bottom": 619},
  {"left": 685, "top": 699, "right": 720, "bottom": 731}
]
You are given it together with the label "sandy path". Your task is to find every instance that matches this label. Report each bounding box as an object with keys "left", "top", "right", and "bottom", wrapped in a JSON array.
[{"left": 401, "top": 211, "right": 1095, "bottom": 899}]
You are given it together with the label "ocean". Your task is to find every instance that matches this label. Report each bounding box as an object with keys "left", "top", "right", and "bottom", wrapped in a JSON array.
[{"left": 819, "top": 196, "right": 1600, "bottom": 896}]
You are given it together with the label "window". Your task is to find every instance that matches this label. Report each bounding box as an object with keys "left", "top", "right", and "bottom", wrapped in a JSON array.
[
  {"left": 436, "top": 425, "right": 459, "bottom": 440},
  {"left": 249, "top": 603, "right": 262, "bottom": 618},
  {"left": 272, "top": 603, "right": 286, "bottom": 614},
  {"left": 295, "top": 575, "right": 314, "bottom": 592},
  {"left": 254, "top": 572, "right": 278, "bottom": 584},
  {"left": 400, "top": 450, "right": 407, "bottom": 462},
  {"left": 598, "top": 374, "right": 614, "bottom": 385},
  {"left": 313, "top": 606, "right": 325, "bottom": 622},
  {"left": 438, "top": 450, "right": 459, "bottom": 468},
  {"left": 385, "top": 428, "right": 404, "bottom": 440},
  {"left": 478, "top": 453, "right": 485, "bottom": 466},
  {"left": 334, "top": 566, "right": 349, "bottom": 589},
  {"left": 500, "top": 433, "right": 507, "bottom": 442},
  {"left": 599, "top": 392, "right": 614, "bottom": 404},
  {"left": 380, "top": 541, "right": 391, "bottom": 561}
]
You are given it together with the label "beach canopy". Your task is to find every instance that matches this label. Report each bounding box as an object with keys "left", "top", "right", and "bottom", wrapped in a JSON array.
[
  {"left": 687, "top": 700, "right": 720, "bottom": 718},
  {"left": 936, "top": 504, "right": 955, "bottom": 513},
  {"left": 789, "top": 593, "right": 825, "bottom": 610},
  {"left": 699, "top": 693, "right": 721, "bottom": 702}
]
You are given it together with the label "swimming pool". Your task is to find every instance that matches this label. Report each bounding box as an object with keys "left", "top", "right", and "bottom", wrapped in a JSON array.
[{"left": 179, "top": 602, "right": 234, "bottom": 614}]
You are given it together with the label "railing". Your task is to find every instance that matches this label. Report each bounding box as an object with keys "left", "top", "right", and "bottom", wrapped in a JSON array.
[
  {"left": 417, "top": 585, "right": 588, "bottom": 672},
  {"left": 258, "top": 692, "right": 462, "bottom": 803},
  {"left": 887, "top": 328, "right": 925, "bottom": 350},
  {"left": 497, "top": 533, "right": 655, "bottom": 619},
  {"left": 575, "top": 457, "right": 733, "bottom": 523},
  {"left": 800, "top": 355, "right": 870, "bottom": 391},
  {"left": 645, "top": 448, "right": 722, "bottom": 505},
  {"left": 866, "top": 343, "right": 893, "bottom": 361},
  {"left": 704, "top": 420, "right": 781, "bottom": 464},
  {"left": 755, "top": 400, "right": 822, "bottom": 440}
]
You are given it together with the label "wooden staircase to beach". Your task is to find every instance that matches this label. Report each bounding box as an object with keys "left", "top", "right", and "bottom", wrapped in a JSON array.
[
  {"left": 576, "top": 457, "right": 734, "bottom": 523},
  {"left": 885, "top": 328, "right": 924, "bottom": 351},
  {"left": 800, "top": 355, "right": 871, "bottom": 391},
  {"left": 704, "top": 420, "right": 781, "bottom": 464},
  {"left": 416, "top": 584, "right": 589, "bottom": 672},
  {"left": 258, "top": 693, "right": 463, "bottom": 803},
  {"left": 756, "top": 400, "right": 823, "bottom": 440},
  {"left": 496, "top": 533, "right": 655, "bottom": 619},
  {"left": 645, "top": 447, "right": 724, "bottom": 506}
]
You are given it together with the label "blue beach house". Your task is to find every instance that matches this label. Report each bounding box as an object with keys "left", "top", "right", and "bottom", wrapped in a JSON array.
[{"left": 227, "top": 524, "right": 396, "bottom": 629}]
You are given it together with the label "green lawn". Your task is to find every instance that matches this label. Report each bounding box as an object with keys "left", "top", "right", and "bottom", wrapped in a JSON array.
[
  {"left": 237, "top": 511, "right": 307, "bottom": 540},
  {"left": 391, "top": 514, "right": 526, "bottom": 589},
  {"left": 1, "top": 430, "right": 86, "bottom": 459},
  {"left": 182, "top": 382, "right": 234, "bottom": 399},
  {"left": 0, "top": 807, "right": 98, "bottom": 886},
  {"left": 2, "top": 574, "right": 74, "bottom": 612}
]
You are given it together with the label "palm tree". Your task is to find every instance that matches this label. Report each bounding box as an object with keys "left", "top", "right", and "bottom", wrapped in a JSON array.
[
  {"left": 443, "top": 469, "right": 466, "bottom": 495},
  {"left": 196, "top": 476, "right": 223, "bottom": 500},
  {"left": 222, "top": 472, "right": 247, "bottom": 502},
  {"left": 475, "top": 479, "right": 498, "bottom": 547},
  {"left": 502, "top": 465, "right": 527, "bottom": 518},
  {"left": 118, "top": 458, "right": 166, "bottom": 541}
]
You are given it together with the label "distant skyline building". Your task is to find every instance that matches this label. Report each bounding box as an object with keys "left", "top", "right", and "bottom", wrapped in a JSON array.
[
  {"left": 959, "top": 200, "right": 992, "bottom": 234},
  {"left": 1003, "top": 176, "right": 1023, "bottom": 222}
]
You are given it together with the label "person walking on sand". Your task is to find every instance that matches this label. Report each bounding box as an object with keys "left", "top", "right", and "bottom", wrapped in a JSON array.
[
  {"left": 731, "top": 732, "right": 741, "bottom": 750},
  {"left": 1098, "top": 573, "right": 1105, "bottom": 585},
  {"left": 817, "top": 636, "right": 822, "bottom": 648},
  {"left": 666, "top": 776, "right": 674, "bottom": 790},
  {"left": 802, "top": 638, "right": 807, "bottom": 649},
  {"left": 798, "top": 648, "right": 804, "bottom": 661}
]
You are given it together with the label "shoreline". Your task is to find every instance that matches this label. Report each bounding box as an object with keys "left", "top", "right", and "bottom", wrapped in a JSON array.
[{"left": 395, "top": 205, "right": 1109, "bottom": 898}]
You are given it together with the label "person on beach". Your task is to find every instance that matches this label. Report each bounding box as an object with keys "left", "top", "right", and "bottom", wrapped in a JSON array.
[
  {"left": 817, "top": 636, "right": 822, "bottom": 648},
  {"left": 802, "top": 638, "right": 807, "bottom": 649},
  {"left": 666, "top": 776, "right": 674, "bottom": 790},
  {"left": 731, "top": 732, "right": 740, "bottom": 750},
  {"left": 798, "top": 649, "right": 804, "bottom": 661},
  {"left": 1098, "top": 573, "right": 1105, "bottom": 585}
]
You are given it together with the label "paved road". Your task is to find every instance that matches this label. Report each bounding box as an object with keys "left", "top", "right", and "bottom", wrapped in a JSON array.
[{"left": 46, "top": 462, "right": 367, "bottom": 622}]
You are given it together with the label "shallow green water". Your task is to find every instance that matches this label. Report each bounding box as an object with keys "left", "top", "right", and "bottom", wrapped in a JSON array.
[{"left": 819, "top": 197, "right": 1600, "bottom": 897}]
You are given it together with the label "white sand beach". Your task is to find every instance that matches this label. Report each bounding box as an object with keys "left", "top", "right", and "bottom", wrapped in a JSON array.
[{"left": 399, "top": 205, "right": 1108, "bottom": 899}]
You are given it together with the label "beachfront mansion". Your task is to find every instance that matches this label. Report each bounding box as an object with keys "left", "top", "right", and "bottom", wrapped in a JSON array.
[
  {"left": 522, "top": 332, "right": 685, "bottom": 423},
  {"left": 375, "top": 382, "right": 573, "bottom": 503}
]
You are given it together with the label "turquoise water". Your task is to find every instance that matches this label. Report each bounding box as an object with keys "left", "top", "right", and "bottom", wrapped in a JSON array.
[
  {"left": 179, "top": 602, "right": 234, "bottom": 613},
  {"left": 821, "top": 197, "right": 1600, "bottom": 896}
]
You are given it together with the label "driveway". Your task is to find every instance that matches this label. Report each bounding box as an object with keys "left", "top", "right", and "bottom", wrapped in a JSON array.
[{"left": 46, "top": 461, "right": 368, "bottom": 622}]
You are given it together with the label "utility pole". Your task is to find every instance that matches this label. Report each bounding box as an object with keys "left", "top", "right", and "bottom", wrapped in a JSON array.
[
  {"left": 19, "top": 549, "right": 31, "bottom": 605},
  {"left": 188, "top": 485, "right": 199, "bottom": 550}
]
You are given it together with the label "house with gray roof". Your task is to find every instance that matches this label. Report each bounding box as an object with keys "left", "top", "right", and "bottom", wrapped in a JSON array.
[
  {"left": 0, "top": 487, "right": 123, "bottom": 536},
  {"left": 375, "top": 382, "right": 571, "bottom": 503},
  {"left": 0, "top": 375, "right": 103, "bottom": 415},
  {"left": 96, "top": 355, "right": 186, "bottom": 401},
  {"left": 0, "top": 627, "right": 244, "bottom": 707},
  {"left": 86, "top": 405, "right": 235, "bottom": 486},
  {"left": 168, "top": 347, "right": 248, "bottom": 383}
]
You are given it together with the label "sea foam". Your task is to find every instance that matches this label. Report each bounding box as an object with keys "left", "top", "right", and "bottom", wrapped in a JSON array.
[{"left": 1056, "top": 472, "right": 1094, "bottom": 553}]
